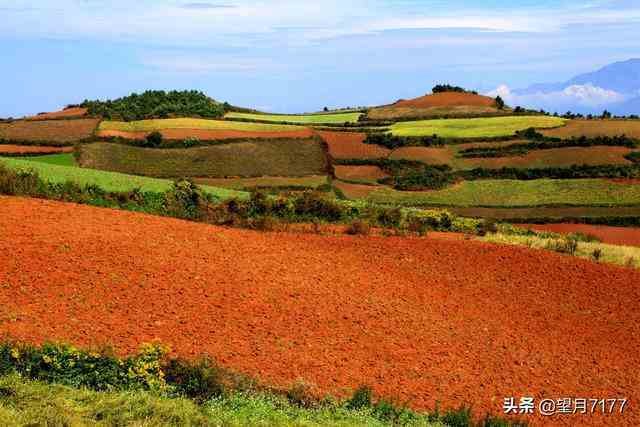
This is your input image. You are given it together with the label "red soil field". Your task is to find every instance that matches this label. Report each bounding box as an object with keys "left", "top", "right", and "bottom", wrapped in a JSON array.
[
  {"left": 316, "top": 131, "right": 390, "bottom": 159},
  {"left": 25, "top": 107, "right": 88, "bottom": 121},
  {"left": 520, "top": 223, "right": 640, "bottom": 247},
  {"left": 389, "top": 146, "right": 453, "bottom": 164},
  {"left": 0, "top": 119, "right": 100, "bottom": 144},
  {"left": 333, "top": 165, "right": 388, "bottom": 183},
  {"left": 0, "top": 145, "right": 74, "bottom": 155},
  {"left": 97, "top": 128, "right": 315, "bottom": 141},
  {"left": 333, "top": 180, "right": 381, "bottom": 198},
  {"left": 461, "top": 146, "right": 634, "bottom": 169},
  {"left": 541, "top": 119, "right": 640, "bottom": 139},
  {"left": 1, "top": 197, "right": 638, "bottom": 426},
  {"left": 393, "top": 92, "right": 497, "bottom": 109}
]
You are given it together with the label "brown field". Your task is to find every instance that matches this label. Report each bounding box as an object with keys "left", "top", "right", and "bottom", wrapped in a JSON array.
[
  {"left": 389, "top": 146, "right": 453, "bottom": 164},
  {"left": 25, "top": 107, "right": 88, "bottom": 121},
  {"left": 459, "top": 146, "right": 634, "bottom": 169},
  {"left": 333, "top": 180, "right": 381, "bottom": 198},
  {"left": 0, "top": 118, "right": 99, "bottom": 144},
  {"left": 394, "top": 92, "right": 498, "bottom": 109},
  {"left": 1, "top": 196, "right": 639, "bottom": 425},
  {"left": 194, "top": 175, "right": 328, "bottom": 190},
  {"left": 519, "top": 223, "right": 640, "bottom": 247},
  {"left": 315, "top": 130, "right": 390, "bottom": 159},
  {"left": 333, "top": 165, "right": 388, "bottom": 184},
  {"left": 0, "top": 145, "right": 74, "bottom": 155},
  {"left": 97, "top": 127, "right": 315, "bottom": 141},
  {"left": 541, "top": 119, "right": 640, "bottom": 139},
  {"left": 449, "top": 206, "right": 640, "bottom": 220},
  {"left": 456, "top": 139, "right": 531, "bottom": 150},
  {"left": 78, "top": 141, "right": 328, "bottom": 178},
  {"left": 367, "top": 92, "right": 501, "bottom": 120}
]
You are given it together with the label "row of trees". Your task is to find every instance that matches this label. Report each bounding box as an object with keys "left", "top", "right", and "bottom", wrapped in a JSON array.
[{"left": 81, "top": 90, "right": 225, "bottom": 121}]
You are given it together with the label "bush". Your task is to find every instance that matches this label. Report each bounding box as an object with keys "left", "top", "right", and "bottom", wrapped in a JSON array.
[
  {"left": 375, "top": 207, "right": 403, "bottom": 228},
  {"left": 476, "top": 218, "right": 498, "bottom": 236},
  {"left": 164, "top": 179, "right": 206, "bottom": 219},
  {"left": 406, "top": 215, "right": 430, "bottom": 236},
  {"left": 346, "top": 386, "right": 372, "bottom": 409},
  {"left": 546, "top": 237, "right": 579, "bottom": 255},
  {"left": 183, "top": 137, "right": 199, "bottom": 148},
  {"left": 591, "top": 248, "right": 603, "bottom": 261},
  {"left": 144, "top": 131, "right": 163, "bottom": 148},
  {"left": 0, "top": 166, "right": 43, "bottom": 196}
]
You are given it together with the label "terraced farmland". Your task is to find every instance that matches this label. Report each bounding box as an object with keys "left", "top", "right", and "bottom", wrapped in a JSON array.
[
  {"left": 0, "top": 118, "right": 100, "bottom": 144},
  {"left": 364, "top": 178, "right": 640, "bottom": 207},
  {"left": 0, "top": 157, "right": 245, "bottom": 198},
  {"left": 78, "top": 141, "right": 328, "bottom": 178},
  {"left": 541, "top": 119, "right": 640, "bottom": 139},
  {"left": 390, "top": 116, "right": 566, "bottom": 138},
  {"left": 99, "top": 118, "right": 305, "bottom": 133},
  {"left": 225, "top": 111, "right": 363, "bottom": 124}
]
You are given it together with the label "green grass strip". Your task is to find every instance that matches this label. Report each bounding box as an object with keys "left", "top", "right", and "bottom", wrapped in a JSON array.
[{"left": 0, "top": 157, "right": 247, "bottom": 200}]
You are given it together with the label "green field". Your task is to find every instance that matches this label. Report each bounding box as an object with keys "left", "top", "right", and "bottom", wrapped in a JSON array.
[
  {"left": 195, "top": 175, "right": 329, "bottom": 190},
  {"left": 0, "top": 157, "right": 247, "bottom": 199},
  {"left": 364, "top": 179, "right": 640, "bottom": 207},
  {"left": 79, "top": 141, "right": 327, "bottom": 179},
  {"left": 14, "top": 153, "right": 76, "bottom": 166},
  {"left": 225, "top": 111, "right": 363, "bottom": 124},
  {"left": 0, "top": 376, "right": 440, "bottom": 427},
  {"left": 99, "top": 118, "right": 304, "bottom": 132},
  {"left": 390, "top": 116, "right": 567, "bottom": 138}
]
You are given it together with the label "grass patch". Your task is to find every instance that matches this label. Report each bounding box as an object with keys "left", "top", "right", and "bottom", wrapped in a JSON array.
[
  {"left": 225, "top": 111, "right": 363, "bottom": 124},
  {"left": 390, "top": 116, "right": 566, "bottom": 138},
  {"left": 99, "top": 118, "right": 303, "bottom": 133},
  {"left": 194, "top": 175, "right": 329, "bottom": 191},
  {"left": 15, "top": 153, "right": 76, "bottom": 167},
  {"left": 0, "top": 157, "right": 246, "bottom": 199},
  {"left": 481, "top": 233, "right": 640, "bottom": 269},
  {"left": 364, "top": 179, "right": 640, "bottom": 207},
  {"left": 78, "top": 141, "right": 328, "bottom": 179}
]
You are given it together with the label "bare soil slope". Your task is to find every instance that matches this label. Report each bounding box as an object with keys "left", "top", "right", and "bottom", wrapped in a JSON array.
[{"left": 1, "top": 197, "right": 639, "bottom": 426}]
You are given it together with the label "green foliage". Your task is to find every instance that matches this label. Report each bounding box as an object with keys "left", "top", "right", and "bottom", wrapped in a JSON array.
[
  {"left": 364, "top": 133, "right": 444, "bottom": 149},
  {"left": 432, "top": 84, "right": 477, "bottom": 94},
  {"left": 183, "top": 136, "right": 199, "bottom": 148},
  {"left": 495, "top": 96, "right": 505, "bottom": 110},
  {"left": 143, "top": 130, "right": 163, "bottom": 148},
  {"left": 81, "top": 90, "right": 225, "bottom": 121},
  {"left": 164, "top": 179, "right": 209, "bottom": 219},
  {"left": 625, "top": 151, "right": 640, "bottom": 163}
]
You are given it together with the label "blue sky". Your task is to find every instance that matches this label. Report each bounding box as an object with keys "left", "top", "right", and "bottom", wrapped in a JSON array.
[{"left": 1, "top": 0, "right": 639, "bottom": 116}]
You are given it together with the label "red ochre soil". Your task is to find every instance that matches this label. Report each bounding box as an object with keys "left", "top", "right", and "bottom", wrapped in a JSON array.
[
  {"left": 315, "top": 130, "right": 390, "bottom": 159},
  {"left": 1, "top": 196, "right": 639, "bottom": 426},
  {"left": 25, "top": 107, "right": 88, "bottom": 121},
  {"left": 520, "top": 223, "right": 640, "bottom": 247},
  {"left": 393, "top": 92, "right": 497, "bottom": 109},
  {"left": 0, "top": 145, "right": 74, "bottom": 155},
  {"left": 96, "top": 128, "right": 315, "bottom": 141}
]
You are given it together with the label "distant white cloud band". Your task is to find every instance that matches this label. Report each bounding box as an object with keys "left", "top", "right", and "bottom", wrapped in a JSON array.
[{"left": 487, "top": 84, "right": 627, "bottom": 111}]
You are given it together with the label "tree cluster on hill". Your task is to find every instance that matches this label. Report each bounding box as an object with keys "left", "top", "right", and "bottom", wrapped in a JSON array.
[
  {"left": 431, "top": 84, "right": 478, "bottom": 95},
  {"left": 81, "top": 90, "right": 225, "bottom": 121}
]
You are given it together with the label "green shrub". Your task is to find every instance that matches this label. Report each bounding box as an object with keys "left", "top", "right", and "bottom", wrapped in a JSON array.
[
  {"left": 346, "top": 386, "right": 373, "bottom": 410},
  {"left": 144, "top": 131, "right": 163, "bottom": 148},
  {"left": 591, "top": 248, "right": 603, "bottom": 261},
  {"left": 164, "top": 179, "right": 206, "bottom": 219},
  {"left": 183, "top": 136, "right": 199, "bottom": 148},
  {"left": 546, "top": 237, "right": 579, "bottom": 255}
]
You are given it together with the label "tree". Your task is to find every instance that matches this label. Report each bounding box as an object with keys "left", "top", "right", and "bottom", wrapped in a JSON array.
[
  {"left": 323, "top": 106, "right": 329, "bottom": 112},
  {"left": 602, "top": 110, "right": 612, "bottom": 119},
  {"left": 495, "top": 96, "right": 505, "bottom": 110}
]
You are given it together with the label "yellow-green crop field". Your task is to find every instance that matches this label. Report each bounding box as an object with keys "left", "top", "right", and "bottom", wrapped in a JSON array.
[
  {"left": 390, "top": 116, "right": 567, "bottom": 138},
  {"left": 225, "top": 111, "right": 363, "bottom": 124},
  {"left": 99, "top": 118, "right": 304, "bottom": 132}
]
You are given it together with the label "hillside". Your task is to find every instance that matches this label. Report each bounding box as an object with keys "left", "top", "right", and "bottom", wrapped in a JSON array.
[
  {"left": 1, "top": 196, "right": 639, "bottom": 425},
  {"left": 366, "top": 91, "right": 502, "bottom": 120}
]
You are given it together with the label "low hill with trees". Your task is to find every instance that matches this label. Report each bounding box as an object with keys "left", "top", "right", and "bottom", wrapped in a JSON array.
[{"left": 81, "top": 90, "right": 225, "bottom": 121}]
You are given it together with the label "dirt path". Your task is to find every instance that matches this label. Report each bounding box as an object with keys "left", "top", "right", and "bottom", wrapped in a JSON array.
[{"left": 1, "top": 196, "right": 638, "bottom": 426}]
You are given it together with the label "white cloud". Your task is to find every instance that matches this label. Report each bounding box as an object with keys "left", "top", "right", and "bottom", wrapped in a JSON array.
[
  {"left": 140, "top": 54, "right": 282, "bottom": 73},
  {"left": 487, "top": 83, "right": 626, "bottom": 111}
]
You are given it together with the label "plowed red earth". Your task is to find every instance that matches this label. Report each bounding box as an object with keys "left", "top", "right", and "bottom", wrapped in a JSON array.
[
  {"left": 25, "top": 107, "right": 88, "bottom": 120},
  {"left": 1, "top": 197, "right": 639, "bottom": 426},
  {"left": 394, "top": 92, "right": 496, "bottom": 108},
  {"left": 316, "top": 130, "right": 390, "bottom": 159},
  {"left": 0, "top": 145, "right": 74, "bottom": 155},
  {"left": 97, "top": 128, "right": 314, "bottom": 141},
  {"left": 520, "top": 223, "right": 640, "bottom": 247}
]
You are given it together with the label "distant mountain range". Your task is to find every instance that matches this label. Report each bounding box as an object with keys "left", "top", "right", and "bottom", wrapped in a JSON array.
[{"left": 492, "top": 59, "right": 640, "bottom": 116}]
